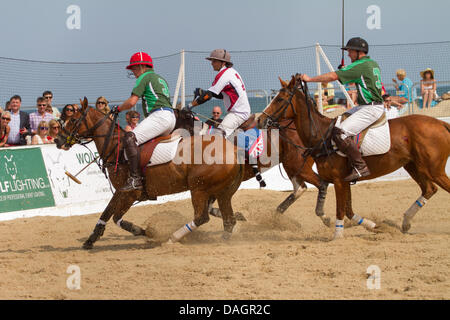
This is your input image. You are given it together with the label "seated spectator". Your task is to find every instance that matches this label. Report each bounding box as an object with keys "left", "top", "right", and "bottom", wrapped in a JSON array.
[
  {"left": 0, "top": 111, "right": 11, "bottom": 147},
  {"left": 29, "top": 97, "right": 55, "bottom": 134},
  {"left": 95, "top": 96, "right": 110, "bottom": 115},
  {"left": 43, "top": 90, "right": 61, "bottom": 118},
  {"left": 200, "top": 106, "right": 223, "bottom": 135},
  {"left": 420, "top": 68, "right": 437, "bottom": 109},
  {"left": 47, "top": 119, "right": 61, "bottom": 143},
  {"left": 344, "top": 82, "right": 358, "bottom": 109},
  {"left": 6, "top": 95, "right": 30, "bottom": 146},
  {"left": 383, "top": 94, "right": 399, "bottom": 120},
  {"left": 314, "top": 82, "right": 335, "bottom": 105},
  {"left": 125, "top": 110, "right": 140, "bottom": 132},
  {"left": 31, "top": 121, "right": 51, "bottom": 145},
  {"left": 61, "top": 104, "right": 75, "bottom": 126},
  {"left": 314, "top": 91, "right": 329, "bottom": 107},
  {"left": 391, "top": 69, "right": 413, "bottom": 109}
]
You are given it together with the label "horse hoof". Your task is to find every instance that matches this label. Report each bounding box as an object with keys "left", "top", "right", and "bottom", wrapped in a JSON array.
[
  {"left": 82, "top": 241, "right": 94, "bottom": 250},
  {"left": 235, "top": 212, "right": 247, "bottom": 221},
  {"left": 319, "top": 216, "right": 331, "bottom": 228},
  {"left": 222, "top": 231, "right": 232, "bottom": 241},
  {"left": 209, "top": 208, "right": 222, "bottom": 218},
  {"left": 402, "top": 222, "right": 411, "bottom": 233}
]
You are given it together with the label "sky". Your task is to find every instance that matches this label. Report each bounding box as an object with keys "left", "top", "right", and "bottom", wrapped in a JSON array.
[{"left": 0, "top": 0, "right": 449, "bottom": 62}]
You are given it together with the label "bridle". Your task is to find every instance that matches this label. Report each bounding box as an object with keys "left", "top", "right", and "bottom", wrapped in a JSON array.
[
  {"left": 262, "top": 76, "right": 335, "bottom": 160},
  {"left": 60, "top": 106, "right": 122, "bottom": 167}
]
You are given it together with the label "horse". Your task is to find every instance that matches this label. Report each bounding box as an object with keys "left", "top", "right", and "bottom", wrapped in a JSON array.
[
  {"left": 258, "top": 75, "right": 450, "bottom": 239},
  {"left": 55, "top": 98, "right": 245, "bottom": 249},
  {"left": 174, "top": 109, "right": 330, "bottom": 225}
]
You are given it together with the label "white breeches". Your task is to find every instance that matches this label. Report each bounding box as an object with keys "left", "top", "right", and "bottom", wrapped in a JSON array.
[
  {"left": 335, "top": 104, "right": 385, "bottom": 139},
  {"left": 133, "top": 109, "right": 176, "bottom": 145}
]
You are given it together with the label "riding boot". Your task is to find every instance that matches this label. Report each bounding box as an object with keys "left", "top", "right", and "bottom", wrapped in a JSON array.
[
  {"left": 121, "top": 132, "right": 143, "bottom": 192},
  {"left": 333, "top": 128, "right": 371, "bottom": 182}
]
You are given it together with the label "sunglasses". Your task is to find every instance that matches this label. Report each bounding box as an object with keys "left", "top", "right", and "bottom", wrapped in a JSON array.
[
  {"left": 38, "top": 104, "right": 47, "bottom": 107},
  {"left": 212, "top": 112, "right": 221, "bottom": 114},
  {"left": 51, "top": 126, "right": 60, "bottom": 129},
  {"left": 66, "top": 108, "right": 74, "bottom": 112},
  {"left": 44, "top": 96, "right": 53, "bottom": 99},
  {"left": 2, "top": 117, "right": 11, "bottom": 121},
  {"left": 40, "top": 127, "right": 49, "bottom": 130},
  {"left": 97, "top": 101, "right": 106, "bottom": 105},
  {"left": 131, "top": 116, "right": 140, "bottom": 119}
]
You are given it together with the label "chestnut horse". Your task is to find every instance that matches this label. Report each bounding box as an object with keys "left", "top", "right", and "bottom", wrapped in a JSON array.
[
  {"left": 175, "top": 109, "right": 330, "bottom": 224},
  {"left": 258, "top": 75, "right": 450, "bottom": 239},
  {"left": 56, "top": 98, "right": 245, "bottom": 249}
]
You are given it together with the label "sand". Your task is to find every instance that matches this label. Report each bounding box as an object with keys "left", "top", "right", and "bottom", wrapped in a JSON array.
[{"left": 0, "top": 179, "right": 449, "bottom": 300}]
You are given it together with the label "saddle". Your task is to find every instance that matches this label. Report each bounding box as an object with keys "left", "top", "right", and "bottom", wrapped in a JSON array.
[
  {"left": 238, "top": 114, "right": 257, "bottom": 131},
  {"left": 339, "top": 111, "right": 387, "bottom": 149},
  {"left": 139, "top": 134, "right": 181, "bottom": 172}
]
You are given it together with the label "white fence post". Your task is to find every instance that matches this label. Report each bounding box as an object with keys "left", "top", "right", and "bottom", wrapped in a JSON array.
[
  {"left": 172, "top": 49, "right": 185, "bottom": 109},
  {"left": 315, "top": 43, "right": 323, "bottom": 114}
]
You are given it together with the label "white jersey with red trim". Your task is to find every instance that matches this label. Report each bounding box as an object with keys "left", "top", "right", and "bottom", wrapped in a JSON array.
[{"left": 208, "top": 66, "right": 251, "bottom": 116}]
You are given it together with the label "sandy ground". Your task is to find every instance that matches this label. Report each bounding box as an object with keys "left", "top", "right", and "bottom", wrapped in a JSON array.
[{"left": 0, "top": 179, "right": 449, "bottom": 300}]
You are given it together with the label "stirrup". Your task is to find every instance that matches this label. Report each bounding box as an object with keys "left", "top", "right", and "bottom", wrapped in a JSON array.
[
  {"left": 120, "top": 177, "right": 143, "bottom": 192},
  {"left": 344, "top": 166, "right": 370, "bottom": 183}
]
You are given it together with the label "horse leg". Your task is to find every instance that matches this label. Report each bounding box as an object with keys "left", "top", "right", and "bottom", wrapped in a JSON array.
[
  {"left": 207, "top": 196, "right": 221, "bottom": 218},
  {"left": 402, "top": 163, "right": 438, "bottom": 232},
  {"left": 343, "top": 184, "right": 377, "bottom": 232},
  {"left": 315, "top": 180, "right": 330, "bottom": 227},
  {"left": 333, "top": 182, "right": 348, "bottom": 240},
  {"left": 112, "top": 194, "right": 146, "bottom": 237},
  {"left": 217, "top": 194, "right": 237, "bottom": 240},
  {"left": 167, "top": 191, "right": 210, "bottom": 243},
  {"left": 276, "top": 176, "right": 307, "bottom": 214},
  {"left": 83, "top": 192, "right": 128, "bottom": 250}
]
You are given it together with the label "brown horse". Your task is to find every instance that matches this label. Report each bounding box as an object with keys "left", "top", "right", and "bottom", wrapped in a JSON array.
[
  {"left": 176, "top": 111, "right": 330, "bottom": 225},
  {"left": 258, "top": 75, "right": 450, "bottom": 239},
  {"left": 55, "top": 98, "right": 245, "bottom": 249}
]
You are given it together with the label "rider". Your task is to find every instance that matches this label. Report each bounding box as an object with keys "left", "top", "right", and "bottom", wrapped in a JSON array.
[
  {"left": 301, "top": 37, "right": 384, "bottom": 182},
  {"left": 115, "top": 52, "right": 175, "bottom": 192},
  {"left": 188, "top": 49, "right": 251, "bottom": 138}
]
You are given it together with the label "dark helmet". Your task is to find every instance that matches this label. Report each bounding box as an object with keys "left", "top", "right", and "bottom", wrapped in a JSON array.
[{"left": 341, "top": 37, "right": 369, "bottom": 53}]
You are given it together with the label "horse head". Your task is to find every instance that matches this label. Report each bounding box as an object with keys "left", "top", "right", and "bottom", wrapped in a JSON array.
[
  {"left": 257, "top": 75, "right": 299, "bottom": 129},
  {"left": 174, "top": 108, "right": 197, "bottom": 136}
]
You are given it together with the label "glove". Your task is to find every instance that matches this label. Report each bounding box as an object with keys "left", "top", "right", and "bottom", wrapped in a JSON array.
[
  {"left": 193, "top": 88, "right": 204, "bottom": 99},
  {"left": 110, "top": 105, "right": 121, "bottom": 114}
]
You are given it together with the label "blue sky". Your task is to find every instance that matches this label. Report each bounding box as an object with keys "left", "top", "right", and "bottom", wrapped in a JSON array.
[{"left": 0, "top": 0, "right": 448, "bottom": 62}]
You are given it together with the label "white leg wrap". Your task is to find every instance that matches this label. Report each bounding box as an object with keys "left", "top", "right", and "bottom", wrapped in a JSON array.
[
  {"left": 352, "top": 214, "right": 376, "bottom": 230},
  {"left": 97, "top": 219, "right": 107, "bottom": 226},
  {"left": 170, "top": 221, "right": 197, "bottom": 243},
  {"left": 404, "top": 196, "right": 427, "bottom": 221},
  {"left": 334, "top": 219, "right": 345, "bottom": 239},
  {"left": 116, "top": 218, "right": 123, "bottom": 228}
]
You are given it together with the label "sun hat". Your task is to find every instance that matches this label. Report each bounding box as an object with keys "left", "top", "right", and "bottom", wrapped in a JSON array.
[{"left": 420, "top": 68, "right": 434, "bottom": 79}]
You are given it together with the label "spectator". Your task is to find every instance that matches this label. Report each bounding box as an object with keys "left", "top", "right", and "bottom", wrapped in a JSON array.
[
  {"left": 6, "top": 95, "right": 30, "bottom": 146},
  {"left": 5, "top": 101, "right": 11, "bottom": 112},
  {"left": 200, "top": 106, "right": 223, "bottom": 135},
  {"left": 391, "top": 69, "right": 413, "bottom": 109},
  {"left": 314, "top": 82, "right": 335, "bottom": 105},
  {"left": 125, "top": 110, "right": 140, "bottom": 132},
  {"left": 30, "top": 97, "right": 55, "bottom": 134},
  {"left": 72, "top": 104, "right": 80, "bottom": 113},
  {"left": 31, "top": 121, "right": 51, "bottom": 145},
  {"left": 0, "top": 111, "right": 11, "bottom": 147},
  {"left": 47, "top": 119, "right": 61, "bottom": 143},
  {"left": 344, "top": 82, "right": 358, "bottom": 109},
  {"left": 42, "top": 90, "right": 61, "bottom": 119},
  {"left": 60, "top": 104, "right": 75, "bottom": 125},
  {"left": 95, "top": 96, "right": 110, "bottom": 115},
  {"left": 383, "top": 94, "right": 399, "bottom": 120},
  {"left": 420, "top": 68, "right": 437, "bottom": 109}
]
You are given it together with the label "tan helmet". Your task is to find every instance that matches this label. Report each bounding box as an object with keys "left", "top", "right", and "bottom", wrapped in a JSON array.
[{"left": 205, "top": 49, "right": 233, "bottom": 66}]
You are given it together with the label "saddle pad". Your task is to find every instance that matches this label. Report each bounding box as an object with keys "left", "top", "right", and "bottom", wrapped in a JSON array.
[
  {"left": 147, "top": 137, "right": 183, "bottom": 167},
  {"left": 334, "top": 117, "right": 391, "bottom": 157},
  {"left": 236, "top": 127, "right": 265, "bottom": 158}
]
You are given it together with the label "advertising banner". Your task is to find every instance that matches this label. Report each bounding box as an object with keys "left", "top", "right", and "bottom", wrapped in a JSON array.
[
  {"left": 0, "top": 148, "right": 55, "bottom": 213},
  {"left": 40, "top": 143, "right": 114, "bottom": 206}
]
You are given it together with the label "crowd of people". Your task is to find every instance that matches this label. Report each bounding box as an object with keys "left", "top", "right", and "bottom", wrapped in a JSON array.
[{"left": 0, "top": 91, "right": 143, "bottom": 148}]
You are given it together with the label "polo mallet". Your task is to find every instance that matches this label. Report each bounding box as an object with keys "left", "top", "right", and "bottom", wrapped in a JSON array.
[{"left": 65, "top": 156, "right": 99, "bottom": 184}]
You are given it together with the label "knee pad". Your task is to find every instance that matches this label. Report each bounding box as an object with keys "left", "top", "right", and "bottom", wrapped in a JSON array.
[{"left": 124, "top": 131, "right": 137, "bottom": 145}]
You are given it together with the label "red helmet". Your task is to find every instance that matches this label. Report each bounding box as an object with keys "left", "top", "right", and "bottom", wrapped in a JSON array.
[{"left": 126, "top": 51, "right": 153, "bottom": 69}]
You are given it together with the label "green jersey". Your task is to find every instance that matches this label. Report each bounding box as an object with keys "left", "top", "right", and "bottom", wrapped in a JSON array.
[
  {"left": 132, "top": 70, "right": 171, "bottom": 116},
  {"left": 335, "top": 56, "right": 383, "bottom": 105}
]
